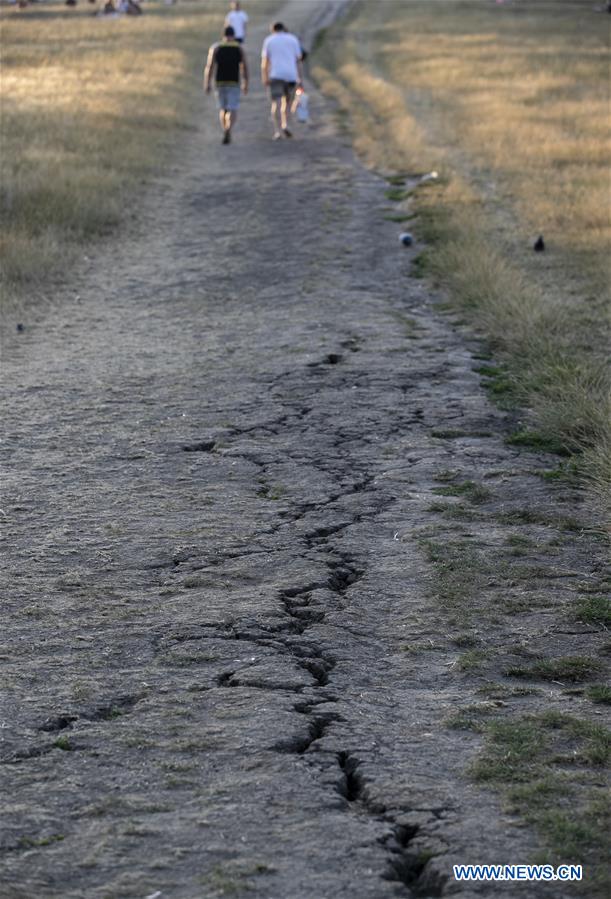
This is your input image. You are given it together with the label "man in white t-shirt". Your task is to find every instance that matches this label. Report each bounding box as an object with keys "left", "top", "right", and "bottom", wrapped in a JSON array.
[
  {"left": 261, "top": 22, "right": 303, "bottom": 140},
  {"left": 225, "top": 1, "right": 248, "bottom": 43}
]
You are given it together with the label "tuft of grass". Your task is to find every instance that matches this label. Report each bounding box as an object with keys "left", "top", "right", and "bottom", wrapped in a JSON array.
[
  {"left": 536, "top": 710, "right": 610, "bottom": 766},
  {"left": 54, "top": 736, "right": 73, "bottom": 751},
  {"left": 257, "top": 484, "right": 286, "bottom": 501},
  {"left": 472, "top": 719, "right": 545, "bottom": 783},
  {"left": 17, "top": 834, "right": 65, "bottom": 849},
  {"left": 506, "top": 430, "right": 571, "bottom": 456},
  {"left": 431, "top": 480, "right": 491, "bottom": 504},
  {"left": 473, "top": 364, "right": 516, "bottom": 403},
  {"left": 456, "top": 649, "right": 490, "bottom": 672},
  {"left": 586, "top": 684, "right": 611, "bottom": 705},
  {"left": 498, "top": 508, "right": 581, "bottom": 531},
  {"left": 446, "top": 705, "right": 494, "bottom": 732},
  {"left": 419, "top": 538, "right": 493, "bottom": 616},
  {"left": 453, "top": 633, "right": 480, "bottom": 649},
  {"left": 505, "top": 655, "right": 603, "bottom": 683},
  {"left": 432, "top": 468, "right": 459, "bottom": 483},
  {"left": 427, "top": 501, "right": 481, "bottom": 522},
  {"left": 472, "top": 364, "right": 503, "bottom": 378},
  {"left": 575, "top": 595, "right": 611, "bottom": 628},
  {"left": 384, "top": 187, "right": 409, "bottom": 202},
  {"left": 505, "top": 534, "right": 532, "bottom": 557},
  {"left": 410, "top": 251, "right": 432, "bottom": 278},
  {"left": 539, "top": 460, "right": 580, "bottom": 483}
]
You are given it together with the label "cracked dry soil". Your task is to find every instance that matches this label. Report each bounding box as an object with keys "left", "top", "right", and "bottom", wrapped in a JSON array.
[{"left": 1, "top": 3, "right": 608, "bottom": 898}]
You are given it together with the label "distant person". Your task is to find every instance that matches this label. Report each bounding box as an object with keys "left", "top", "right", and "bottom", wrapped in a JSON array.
[
  {"left": 204, "top": 26, "right": 249, "bottom": 145},
  {"left": 261, "top": 22, "right": 303, "bottom": 140},
  {"left": 225, "top": 1, "right": 248, "bottom": 44},
  {"left": 118, "top": 0, "right": 142, "bottom": 12}
]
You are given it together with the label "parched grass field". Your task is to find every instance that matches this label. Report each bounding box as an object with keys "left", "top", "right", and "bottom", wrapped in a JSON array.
[
  {"left": 0, "top": 0, "right": 279, "bottom": 314},
  {"left": 314, "top": 0, "right": 611, "bottom": 520}
]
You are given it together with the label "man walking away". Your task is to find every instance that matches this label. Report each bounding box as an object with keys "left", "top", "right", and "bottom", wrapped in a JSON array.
[
  {"left": 261, "top": 22, "right": 303, "bottom": 140},
  {"left": 204, "top": 26, "right": 248, "bottom": 145},
  {"left": 225, "top": 1, "right": 248, "bottom": 44}
]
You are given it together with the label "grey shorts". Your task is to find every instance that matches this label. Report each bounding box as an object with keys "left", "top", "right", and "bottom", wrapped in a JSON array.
[
  {"left": 216, "top": 84, "right": 240, "bottom": 111},
  {"left": 269, "top": 79, "right": 296, "bottom": 102}
]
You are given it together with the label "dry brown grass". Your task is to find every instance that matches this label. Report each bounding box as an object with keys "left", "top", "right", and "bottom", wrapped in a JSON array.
[
  {"left": 314, "top": 0, "right": 611, "bottom": 521},
  {"left": 0, "top": 0, "right": 279, "bottom": 313}
]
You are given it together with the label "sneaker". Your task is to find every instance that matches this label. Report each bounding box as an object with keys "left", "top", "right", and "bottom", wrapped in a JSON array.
[
  {"left": 272, "top": 131, "right": 282, "bottom": 141},
  {"left": 222, "top": 130, "right": 231, "bottom": 145},
  {"left": 283, "top": 128, "right": 293, "bottom": 138}
]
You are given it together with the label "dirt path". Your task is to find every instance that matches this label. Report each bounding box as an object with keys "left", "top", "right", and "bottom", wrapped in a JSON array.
[{"left": 1, "top": 4, "right": 607, "bottom": 897}]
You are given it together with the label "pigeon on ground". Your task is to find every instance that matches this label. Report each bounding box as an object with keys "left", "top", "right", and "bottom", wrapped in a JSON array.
[{"left": 534, "top": 236, "right": 545, "bottom": 252}]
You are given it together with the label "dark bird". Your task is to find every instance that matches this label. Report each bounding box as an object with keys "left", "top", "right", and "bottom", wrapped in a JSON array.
[
  {"left": 16, "top": 323, "right": 24, "bottom": 332},
  {"left": 533, "top": 236, "right": 545, "bottom": 252}
]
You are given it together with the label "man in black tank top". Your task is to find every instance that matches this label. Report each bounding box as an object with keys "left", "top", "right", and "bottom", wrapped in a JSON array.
[{"left": 204, "top": 26, "right": 249, "bottom": 144}]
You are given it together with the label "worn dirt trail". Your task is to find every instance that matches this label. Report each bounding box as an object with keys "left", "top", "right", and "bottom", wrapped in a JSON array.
[{"left": 1, "top": 3, "right": 607, "bottom": 898}]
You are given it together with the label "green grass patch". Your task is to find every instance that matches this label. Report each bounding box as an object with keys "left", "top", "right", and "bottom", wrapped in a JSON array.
[
  {"left": 446, "top": 704, "right": 496, "bottom": 732},
  {"left": 586, "top": 684, "right": 611, "bottom": 706},
  {"left": 506, "top": 430, "right": 571, "bottom": 456},
  {"left": 498, "top": 508, "right": 581, "bottom": 531},
  {"left": 505, "top": 655, "right": 603, "bottom": 683},
  {"left": 540, "top": 460, "right": 580, "bottom": 483},
  {"left": 472, "top": 364, "right": 503, "bottom": 378},
  {"left": 427, "top": 501, "right": 481, "bottom": 521},
  {"left": 453, "top": 633, "right": 480, "bottom": 648},
  {"left": 384, "top": 187, "right": 410, "bottom": 202},
  {"left": 419, "top": 538, "right": 492, "bottom": 614},
  {"left": 431, "top": 480, "right": 491, "bottom": 504},
  {"left": 505, "top": 534, "right": 533, "bottom": 556},
  {"left": 17, "top": 833, "right": 65, "bottom": 849},
  {"left": 575, "top": 595, "right": 611, "bottom": 628},
  {"left": 473, "top": 363, "right": 515, "bottom": 402},
  {"left": 473, "top": 718, "right": 545, "bottom": 783},
  {"left": 472, "top": 711, "right": 610, "bottom": 879},
  {"left": 410, "top": 251, "right": 432, "bottom": 278},
  {"left": 457, "top": 649, "right": 490, "bottom": 671}
]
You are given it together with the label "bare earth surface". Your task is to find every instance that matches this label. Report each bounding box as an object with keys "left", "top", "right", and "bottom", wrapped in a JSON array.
[{"left": 1, "top": 3, "right": 608, "bottom": 898}]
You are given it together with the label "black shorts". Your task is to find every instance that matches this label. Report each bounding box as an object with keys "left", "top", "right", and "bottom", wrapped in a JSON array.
[{"left": 269, "top": 79, "right": 296, "bottom": 102}]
